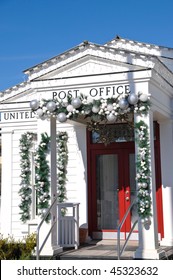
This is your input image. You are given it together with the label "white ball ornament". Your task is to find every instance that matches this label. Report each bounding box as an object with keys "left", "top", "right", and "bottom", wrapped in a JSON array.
[
  {"left": 142, "top": 182, "right": 148, "bottom": 188},
  {"left": 37, "top": 108, "right": 44, "bottom": 117},
  {"left": 92, "top": 106, "right": 100, "bottom": 113},
  {"left": 107, "top": 103, "right": 114, "bottom": 111},
  {"left": 128, "top": 93, "right": 138, "bottom": 105},
  {"left": 57, "top": 112, "right": 67, "bottom": 123},
  {"left": 30, "top": 99, "right": 40, "bottom": 110},
  {"left": 66, "top": 104, "right": 74, "bottom": 112},
  {"left": 144, "top": 217, "right": 150, "bottom": 223},
  {"left": 42, "top": 209, "right": 47, "bottom": 215},
  {"left": 46, "top": 101, "right": 56, "bottom": 112},
  {"left": 138, "top": 92, "right": 148, "bottom": 102},
  {"left": 87, "top": 97, "right": 94, "bottom": 104},
  {"left": 119, "top": 98, "right": 129, "bottom": 110},
  {"left": 84, "top": 109, "right": 91, "bottom": 115},
  {"left": 71, "top": 98, "right": 82, "bottom": 108}
]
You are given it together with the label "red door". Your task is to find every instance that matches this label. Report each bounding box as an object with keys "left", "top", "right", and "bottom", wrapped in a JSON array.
[
  {"left": 87, "top": 122, "right": 164, "bottom": 239},
  {"left": 88, "top": 141, "right": 136, "bottom": 238}
]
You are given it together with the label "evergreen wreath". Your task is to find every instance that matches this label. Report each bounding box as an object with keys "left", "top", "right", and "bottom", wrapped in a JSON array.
[
  {"left": 19, "top": 132, "right": 36, "bottom": 222},
  {"left": 34, "top": 132, "right": 51, "bottom": 219},
  {"left": 56, "top": 131, "right": 68, "bottom": 205}
]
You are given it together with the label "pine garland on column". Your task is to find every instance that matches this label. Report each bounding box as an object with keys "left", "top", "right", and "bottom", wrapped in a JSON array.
[
  {"left": 57, "top": 132, "right": 68, "bottom": 204},
  {"left": 19, "top": 132, "right": 36, "bottom": 222},
  {"left": 34, "top": 132, "right": 51, "bottom": 219},
  {"left": 135, "top": 119, "right": 152, "bottom": 223}
]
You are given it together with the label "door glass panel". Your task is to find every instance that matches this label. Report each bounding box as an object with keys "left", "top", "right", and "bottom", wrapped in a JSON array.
[
  {"left": 96, "top": 154, "right": 119, "bottom": 230},
  {"left": 129, "top": 153, "right": 138, "bottom": 229},
  {"left": 92, "top": 124, "right": 134, "bottom": 144}
]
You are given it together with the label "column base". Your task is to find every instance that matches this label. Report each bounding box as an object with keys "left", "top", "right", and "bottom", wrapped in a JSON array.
[
  {"left": 37, "top": 245, "right": 62, "bottom": 257},
  {"left": 134, "top": 247, "right": 166, "bottom": 259}
]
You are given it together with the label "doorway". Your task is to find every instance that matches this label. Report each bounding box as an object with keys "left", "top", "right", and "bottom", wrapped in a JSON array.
[{"left": 87, "top": 124, "right": 137, "bottom": 239}]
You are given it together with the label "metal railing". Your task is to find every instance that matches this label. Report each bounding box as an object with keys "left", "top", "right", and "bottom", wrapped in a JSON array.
[
  {"left": 36, "top": 194, "right": 58, "bottom": 260},
  {"left": 117, "top": 197, "right": 138, "bottom": 260}
]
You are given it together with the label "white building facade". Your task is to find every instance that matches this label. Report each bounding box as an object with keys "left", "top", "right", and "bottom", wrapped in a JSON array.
[{"left": 0, "top": 36, "right": 173, "bottom": 259}]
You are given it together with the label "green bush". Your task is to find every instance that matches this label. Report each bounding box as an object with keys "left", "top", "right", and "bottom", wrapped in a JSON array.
[{"left": 0, "top": 233, "right": 36, "bottom": 260}]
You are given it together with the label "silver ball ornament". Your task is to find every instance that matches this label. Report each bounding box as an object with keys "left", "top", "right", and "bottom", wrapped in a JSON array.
[
  {"left": 119, "top": 98, "right": 129, "bottom": 110},
  {"left": 30, "top": 99, "right": 40, "bottom": 110},
  {"left": 128, "top": 94, "right": 138, "bottom": 105},
  {"left": 46, "top": 101, "right": 56, "bottom": 112},
  {"left": 71, "top": 98, "right": 82, "bottom": 108},
  {"left": 106, "top": 113, "right": 117, "bottom": 122},
  {"left": 57, "top": 112, "right": 67, "bottom": 123}
]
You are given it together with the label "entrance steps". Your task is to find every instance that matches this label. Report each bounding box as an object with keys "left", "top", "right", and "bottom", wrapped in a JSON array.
[{"left": 56, "top": 240, "right": 173, "bottom": 260}]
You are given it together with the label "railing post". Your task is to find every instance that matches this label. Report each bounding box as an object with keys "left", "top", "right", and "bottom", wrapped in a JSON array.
[
  {"left": 117, "top": 197, "right": 137, "bottom": 259},
  {"left": 117, "top": 227, "right": 121, "bottom": 260}
]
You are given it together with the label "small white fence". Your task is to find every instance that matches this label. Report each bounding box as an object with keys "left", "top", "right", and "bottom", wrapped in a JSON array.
[{"left": 57, "top": 202, "right": 80, "bottom": 249}]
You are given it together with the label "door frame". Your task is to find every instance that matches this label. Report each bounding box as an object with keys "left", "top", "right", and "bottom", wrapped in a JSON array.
[{"left": 87, "top": 130, "right": 135, "bottom": 237}]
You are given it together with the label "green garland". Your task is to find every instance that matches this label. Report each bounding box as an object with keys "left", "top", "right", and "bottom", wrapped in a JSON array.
[
  {"left": 34, "top": 132, "right": 50, "bottom": 219},
  {"left": 31, "top": 92, "right": 150, "bottom": 124},
  {"left": 19, "top": 132, "right": 37, "bottom": 222},
  {"left": 57, "top": 132, "right": 68, "bottom": 205},
  {"left": 135, "top": 119, "right": 151, "bottom": 223},
  {"left": 19, "top": 131, "right": 69, "bottom": 222}
]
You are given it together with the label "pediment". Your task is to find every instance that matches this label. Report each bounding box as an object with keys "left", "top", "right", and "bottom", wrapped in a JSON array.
[
  {"left": 1, "top": 41, "right": 173, "bottom": 105},
  {"left": 35, "top": 55, "right": 144, "bottom": 81}
]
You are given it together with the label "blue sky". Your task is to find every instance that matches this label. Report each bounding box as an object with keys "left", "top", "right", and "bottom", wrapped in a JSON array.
[{"left": 0, "top": 0, "right": 173, "bottom": 91}]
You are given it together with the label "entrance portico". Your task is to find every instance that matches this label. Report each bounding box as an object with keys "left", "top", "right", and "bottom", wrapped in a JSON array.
[
  {"left": 29, "top": 85, "right": 162, "bottom": 259},
  {"left": 1, "top": 36, "right": 173, "bottom": 259}
]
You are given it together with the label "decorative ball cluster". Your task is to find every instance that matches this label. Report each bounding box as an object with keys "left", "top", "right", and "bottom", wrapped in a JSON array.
[{"left": 30, "top": 91, "right": 150, "bottom": 123}]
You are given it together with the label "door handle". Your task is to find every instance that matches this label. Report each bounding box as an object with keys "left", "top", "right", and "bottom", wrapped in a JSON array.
[{"left": 126, "top": 197, "right": 129, "bottom": 201}]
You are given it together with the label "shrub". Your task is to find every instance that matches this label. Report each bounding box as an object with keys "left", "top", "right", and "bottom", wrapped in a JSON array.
[{"left": 0, "top": 233, "right": 36, "bottom": 260}]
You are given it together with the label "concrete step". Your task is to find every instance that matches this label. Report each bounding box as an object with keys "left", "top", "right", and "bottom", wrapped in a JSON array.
[{"left": 56, "top": 240, "right": 173, "bottom": 260}]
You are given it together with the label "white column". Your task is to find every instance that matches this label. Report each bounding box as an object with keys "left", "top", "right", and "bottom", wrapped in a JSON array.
[
  {"left": 159, "top": 120, "right": 173, "bottom": 246},
  {"left": 36, "top": 117, "right": 62, "bottom": 255},
  {"left": 1, "top": 130, "right": 13, "bottom": 236},
  {"left": 134, "top": 111, "right": 163, "bottom": 259},
  {"left": 50, "top": 116, "right": 59, "bottom": 251}
]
